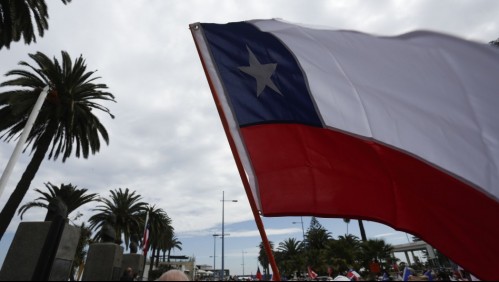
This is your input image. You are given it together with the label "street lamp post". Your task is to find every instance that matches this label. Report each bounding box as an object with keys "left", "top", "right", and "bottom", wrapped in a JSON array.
[
  {"left": 292, "top": 216, "right": 305, "bottom": 241},
  {"left": 222, "top": 191, "right": 238, "bottom": 281},
  {"left": 212, "top": 234, "right": 221, "bottom": 275}
]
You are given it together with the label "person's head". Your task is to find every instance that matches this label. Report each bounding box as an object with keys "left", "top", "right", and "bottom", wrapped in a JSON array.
[
  {"left": 124, "top": 267, "right": 133, "bottom": 276},
  {"left": 156, "top": 269, "right": 189, "bottom": 281}
]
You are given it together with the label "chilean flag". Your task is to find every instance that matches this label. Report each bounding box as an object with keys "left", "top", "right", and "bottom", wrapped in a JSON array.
[
  {"left": 347, "top": 270, "right": 361, "bottom": 281},
  {"left": 308, "top": 266, "right": 318, "bottom": 279},
  {"left": 191, "top": 19, "right": 499, "bottom": 280},
  {"left": 256, "top": 267, "right": 263, "bottom": 281}
]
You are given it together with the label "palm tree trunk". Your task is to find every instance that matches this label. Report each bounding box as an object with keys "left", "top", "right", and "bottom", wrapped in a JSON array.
[
  {"left": 358, "top": 220, "right": 367, "bottom": 242},
  {"left": 0, "top": 125, "right": 54, "bottom": 241},
  {"left": 149, "top": 247, "right": 156, "bottom": 272},
  {"left": 155, "top": 248, "right": 160, "bottom": 268}
]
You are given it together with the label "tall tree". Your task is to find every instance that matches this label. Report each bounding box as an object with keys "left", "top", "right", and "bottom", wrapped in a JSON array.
[
  {"left": 359, "top": 239, "right": 393, "bottom": 270},
  {"left": 305, "top": 217, "right": 331, "bottom": 250},
  {"left": 276, "top": 238, "right": 303, "bottom": 277},
  {"left": 164, "top": 235, "right": 182, "bottom": 262},
  {"left": 89, "top": 188, "right": 147, "bottom": 249},
  {"left": 326, "top": 234, "right": 361, "bottom": 272},
  {"left": 140, "top": 205, "right": 173, "bottom": 270},
  {"left": 18, "top": 182, "right": 97, "bottom": 220},
  {"left": 304, "top": 217, "right": 331, "bottom": 271},
  {"left": 0, "top": 0, "right": 72, "bottom": 49},
  {"left": 0, "top": 51, "right": 115, "bottom": 241},
  {"left": 258, "top": 240, "right": 274, "bottom": 280}
]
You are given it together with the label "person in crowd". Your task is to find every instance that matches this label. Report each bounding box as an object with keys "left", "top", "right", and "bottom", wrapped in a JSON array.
[
  {"left": 120, "top": 267, "right": 135, "bottom": 281},
  {"left": 156, "top": 269, "right": 189, "bottom": 281}
]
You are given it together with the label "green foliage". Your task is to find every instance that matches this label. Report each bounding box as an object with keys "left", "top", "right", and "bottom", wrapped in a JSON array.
[
  {"left": 271, "top": 219, "right": 398, "bottom": 279},
  {"left": 0, "top": 0, "right": 71, "bottom": 49},
  {"left": 258, "top": 241, "right": 274, "bottom": 279},
  {"left": 0, "top": 50, "right": 115, "bottom": 241},
  {"left": 18, "top": 182, "right": 97, "bottom": 219},
  {"left": 89, "top": 188, "right": 148, "bottom": 249},
  {"left": 0, "top": 51, "right": 116, "bottom": 161}
]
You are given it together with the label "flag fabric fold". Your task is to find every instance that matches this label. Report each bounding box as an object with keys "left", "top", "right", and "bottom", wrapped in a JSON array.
[
  {"left": 191, "top": 19, "right": 499, "bottom": 280},
  {"left": 347, "top": 269, "right": 360, "bottom": 281},
  {"left": 308, "top": 266, "right": 318, "bottom": 279}
]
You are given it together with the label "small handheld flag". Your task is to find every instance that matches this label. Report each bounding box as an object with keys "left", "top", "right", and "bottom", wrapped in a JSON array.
[{"left": 256, "top": 266, "right": 263, "bottom": 281}]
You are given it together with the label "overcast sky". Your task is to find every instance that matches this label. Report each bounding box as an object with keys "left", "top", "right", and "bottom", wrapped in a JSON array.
[{"left": 0, "top": 0, "right": 498, "bottom": 276}]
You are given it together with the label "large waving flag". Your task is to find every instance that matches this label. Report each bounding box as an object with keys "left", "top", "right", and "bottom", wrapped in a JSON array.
[{"left": 191, "top": 19, "right": 499, "bottom": 280}]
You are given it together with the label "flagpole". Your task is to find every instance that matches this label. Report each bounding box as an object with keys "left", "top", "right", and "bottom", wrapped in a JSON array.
[
  {"left": 190, "top": 24, "right": 281, "bottom": 281},
  {"left": 0, "top": 86, "right": 49, "bottom": 199},
  {"left": 141, "top": 211, "right": 150, "bottom": 281}
]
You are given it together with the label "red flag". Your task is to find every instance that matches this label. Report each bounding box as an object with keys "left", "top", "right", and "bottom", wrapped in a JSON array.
[
  {"left": 327, "top": 266, "right": 333, "bottom": 277},
  {"left": 256, "top": 267, "right": 263, "bottom": 281},
  {"left": 308, "top": 266, "right": 318, "bottom": 279},
  {"left": 192, "top": 19, "right": 499, "bottom": 280},
  {"left": 347, "top": 270, "right": 360, "bottom": 281}
]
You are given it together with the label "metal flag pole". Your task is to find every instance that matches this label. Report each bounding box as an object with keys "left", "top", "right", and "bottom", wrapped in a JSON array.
[
  {"left": 0, "top": 86, "right": 49, "bottom": 199},
  {"left": 190, "top": 24, "right": 281, "bottom": 281}
]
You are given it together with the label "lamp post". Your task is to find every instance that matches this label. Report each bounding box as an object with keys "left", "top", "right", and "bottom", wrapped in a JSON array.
[
  {"left": 221, "top": 191, "right": 238, "bottom": 281},
  {"left": 292, "top": 216, "right": 305, "bottom": 241},
  {"left": 212, "top": 234, "right": 221, "bottom": 275},
  {"left": 242, "top": 250, "right": 248, "bottom": 276}
]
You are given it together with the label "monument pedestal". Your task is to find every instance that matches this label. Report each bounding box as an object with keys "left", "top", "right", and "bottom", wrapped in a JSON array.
[
  {"left": 122, "top": 253, "right": 145, "bottom": 278},
  {"left": 82, "top": 243, "right": 123, "bottom": 281},
  {"left": 0, "top": 222, "right": 80, "bottom": 281}
]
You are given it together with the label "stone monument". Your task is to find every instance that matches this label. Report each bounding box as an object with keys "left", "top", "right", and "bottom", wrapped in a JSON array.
[
  {"left": 81, "top": 214, "right": 123, "bottom": 281},
  {"left": 0, "top": 222, "right": 80, "bottom": 281}
]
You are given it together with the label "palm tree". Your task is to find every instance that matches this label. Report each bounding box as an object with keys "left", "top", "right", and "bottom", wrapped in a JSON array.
[
  {"left": 0, "top": 51, "right": 115, "bottom": 241},
  {"left": 277, "top": 238, "right": 303, "bottom": 277},
  {"left": 326, "top": 234, "right": 361, "bottom": 271},
  {"left": 277, "top": 238, "right": 302, "bottom": 256},
  {"left": 164, "top": 235, "right": 182, "bottom": 262},
  {"left": 89, "top": 188, "right": 147, "bottom": 249},
  {"left": 359, "top": 239, "right": 393, "bottom": 272},
  {"left": 0, "top": 0, "right": 72, "bottom": 49},
  {"left": 18, "top": 182, "right": 97, "bottom": 220},
  {"left": 258, "top": 241, "right": 274, "bottom": 280},
  {"left": 140, "top": 205, "right": 173, "bottom": 269}
]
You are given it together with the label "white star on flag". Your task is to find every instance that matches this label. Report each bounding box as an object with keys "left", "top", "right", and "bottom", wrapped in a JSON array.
[{"left": 238, "top": 46, "right": 282, "bottom": 97}]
